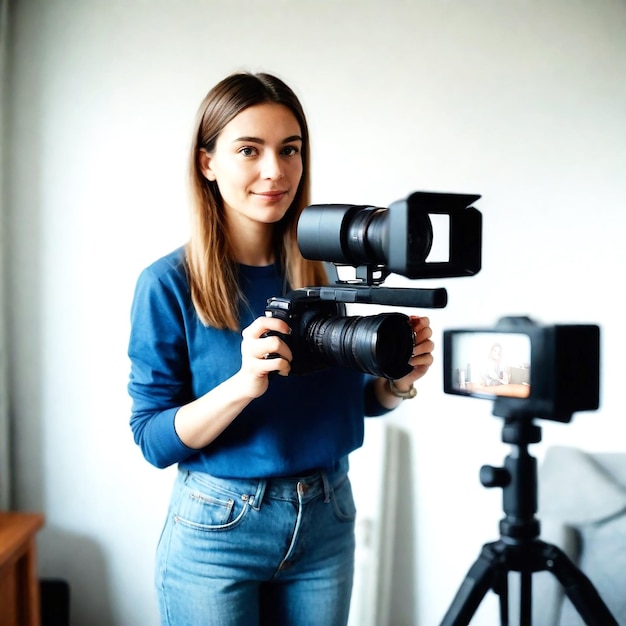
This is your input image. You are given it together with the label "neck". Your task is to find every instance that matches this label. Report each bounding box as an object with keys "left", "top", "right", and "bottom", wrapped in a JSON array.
[{"left": 229, "top": 225, "right": 276, "bottom": 266}]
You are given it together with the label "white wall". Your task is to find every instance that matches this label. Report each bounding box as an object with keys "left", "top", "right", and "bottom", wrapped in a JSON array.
[{"left": 5, "top": 1, "right": 626, "bottom": 624}]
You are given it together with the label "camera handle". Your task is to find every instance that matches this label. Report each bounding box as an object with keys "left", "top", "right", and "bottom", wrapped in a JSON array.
[
  {"left": 440, "top": 417, "right": 618, "bottom": 626},
  {"left": 317, "top": 285, "right": 448, "bottom": 308}
]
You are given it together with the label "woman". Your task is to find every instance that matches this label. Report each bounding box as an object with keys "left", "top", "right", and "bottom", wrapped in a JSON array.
[
  {"left": 484, "top": 342, "right": 509, "bottom": 386},
  {"left": 128, "top": 71, "right": 434, "bottom": 626}
]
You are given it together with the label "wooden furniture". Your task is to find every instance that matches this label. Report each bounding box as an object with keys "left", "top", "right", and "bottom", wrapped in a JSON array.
[{"left": 0, "top": 512, "right": 44, "bottom": 626}]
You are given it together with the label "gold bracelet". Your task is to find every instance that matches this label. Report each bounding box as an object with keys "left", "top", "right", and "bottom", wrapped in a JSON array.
[{"left": 387, "top": 379, "right": 417, "bottom": 399}]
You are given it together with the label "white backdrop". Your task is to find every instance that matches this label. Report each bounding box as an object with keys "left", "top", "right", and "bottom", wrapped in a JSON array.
[{"left": 5, "top": 1, "right": 626, "bottom": 624}]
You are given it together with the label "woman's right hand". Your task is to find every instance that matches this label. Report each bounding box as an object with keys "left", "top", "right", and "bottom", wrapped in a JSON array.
[
  {"left": 174, "top": 315, "right": 293, "bottom": 450},
  {"left": 237, "top": 315, "right": 293, "bottom": 398}
]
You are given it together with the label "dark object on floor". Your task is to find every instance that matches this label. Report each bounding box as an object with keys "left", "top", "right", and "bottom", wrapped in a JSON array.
[{"left": 40, "top": 578, "right": 70, "bottom": 626}]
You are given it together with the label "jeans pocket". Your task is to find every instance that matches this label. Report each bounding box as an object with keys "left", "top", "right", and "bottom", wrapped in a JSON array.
[
  {"left": 174, "top": 473, "right": 250, "bottom": 531},
  {"left": 330, "top": 475, "right": 357, "bottom": 522}
]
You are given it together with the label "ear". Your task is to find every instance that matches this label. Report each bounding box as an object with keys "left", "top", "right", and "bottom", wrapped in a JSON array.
[{"left": 198, "top": 149, "right": 217, "bottom": 181}]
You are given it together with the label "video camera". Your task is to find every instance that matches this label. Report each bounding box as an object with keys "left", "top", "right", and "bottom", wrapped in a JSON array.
[
  {"left": 265, "top": 191, "right": 482, "bottom": 379},
  {"left": 443, "top": 316, "right": 601, "bottom": 422}
]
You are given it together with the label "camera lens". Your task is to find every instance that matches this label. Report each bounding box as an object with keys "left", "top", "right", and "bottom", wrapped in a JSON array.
[
  {"left": 305, "top": 312, "right": 414, "bottom": 379},
  {"left": 344, "top": 207, "right": 387, "bottom": 267},
  {"left": 296, "top": 204, "right": 389, "bottom": 268}
]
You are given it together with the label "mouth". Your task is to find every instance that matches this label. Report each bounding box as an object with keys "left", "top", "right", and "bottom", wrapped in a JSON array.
[{"left": 253, "top": 190, "right": 288, "bottom": 199}]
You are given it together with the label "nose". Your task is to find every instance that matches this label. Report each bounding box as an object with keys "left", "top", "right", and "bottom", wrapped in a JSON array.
[{"left": 260, "top": 152, "right": 284, "bottom": 180}]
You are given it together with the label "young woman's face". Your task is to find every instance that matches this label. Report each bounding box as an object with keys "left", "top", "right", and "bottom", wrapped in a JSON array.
[{"left": 201, "top": 102, "right": 303, "bottom": 231}]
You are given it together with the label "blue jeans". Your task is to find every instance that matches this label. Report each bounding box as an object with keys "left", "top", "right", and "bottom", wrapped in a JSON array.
[{"left": 155, "top": 459, "right": 356, "bottom": 626}]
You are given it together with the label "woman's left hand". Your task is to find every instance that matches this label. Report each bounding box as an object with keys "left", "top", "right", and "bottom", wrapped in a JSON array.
[
  {"left": 399, "top": 315, "right": 434, "bottom": 386},
  {"left": 376, "top": 315, "right": 434, "bottom": 407}
]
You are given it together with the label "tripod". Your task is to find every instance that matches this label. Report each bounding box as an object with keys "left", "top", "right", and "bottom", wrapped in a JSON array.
[{"left": 440, "top": 416, "right": 618, "bottom": 626}]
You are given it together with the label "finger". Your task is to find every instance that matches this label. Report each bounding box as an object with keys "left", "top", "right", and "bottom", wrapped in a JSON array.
[
  {"left": 410, "top": 362, "right": 433, "bottom": 380},
  {"left": 413, "top": 338, "right": 435, "bottom": 358},
  {"left": 243, "top": 316, "right": 291, "bottom": 340},
  {"left": 259, "top": 335, "right": 293, "bottom": 363},
  {"left": 410, "top": 351, "right": 434, "bottom": 367},
  {"left": 264, "top": 354, "right": 292, "bottom": 377},
  {"left": 242, "top": 346, "right": 292, "bottom": 379},
  {"left": 404, "top": 353, "right": 434, "bottom": 381},
  {"left": 409, "top": 315, "right": 429, "bottom": 329},
  {"left": 255, "top": 349, "right": 292, "bottom": 379},
  {"left": 413, "top": 325, "right": 433, "bottom": 346}
]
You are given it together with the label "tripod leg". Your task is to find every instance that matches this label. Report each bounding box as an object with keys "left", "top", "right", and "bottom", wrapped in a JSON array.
[
  {"left": 540, "top": 542, "right": 618, "bottom": 626},
  {"left": 440, "top": 543, "right": 504, "bottom": 626},
  {"left": 495, "top": 569, "right": 509, "bottom": 626},
  {"left": 519, "top": 571, "right": 531, "bottom": 626}
]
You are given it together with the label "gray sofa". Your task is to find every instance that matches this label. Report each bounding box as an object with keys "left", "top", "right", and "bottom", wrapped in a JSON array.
[{"left": 529, "top": 445, "right": 626, "bottom": 625}]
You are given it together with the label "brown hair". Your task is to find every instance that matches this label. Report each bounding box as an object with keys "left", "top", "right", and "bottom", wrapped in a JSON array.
[{"left": 186, "top": 72, "right": 328, "bottom": 330}]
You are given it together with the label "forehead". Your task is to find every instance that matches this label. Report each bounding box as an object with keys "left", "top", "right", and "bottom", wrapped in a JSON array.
[{"left": 220, "top": 102, "right": 302, "bottom": 140}]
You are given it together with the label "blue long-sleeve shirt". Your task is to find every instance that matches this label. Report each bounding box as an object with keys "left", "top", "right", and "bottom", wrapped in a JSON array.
[{"left": 128, "top": 247, "right": 388, "bottom": 478}]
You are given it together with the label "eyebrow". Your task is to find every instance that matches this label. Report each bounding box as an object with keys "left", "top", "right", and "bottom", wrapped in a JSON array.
[{"left": 233, "top": 135, "right": 303, "bottom": 145}]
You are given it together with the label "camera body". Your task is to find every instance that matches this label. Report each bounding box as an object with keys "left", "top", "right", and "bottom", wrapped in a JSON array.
[
  {"left": 265, "top": 191, "right": 482, "bottom": 379},
  {"left": 443, "top": 316, "right": 600, "bottom": 422},
  {"left": 265, "top": 287, "right": 415, "bottom": 379}
]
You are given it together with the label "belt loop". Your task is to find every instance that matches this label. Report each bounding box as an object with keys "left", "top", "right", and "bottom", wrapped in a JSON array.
[
  {"left": 250, "top": 479, "right": 267, "bottom": 511},
  {"left": 321, "top": 471, "right": 332, "bottom": 504}
]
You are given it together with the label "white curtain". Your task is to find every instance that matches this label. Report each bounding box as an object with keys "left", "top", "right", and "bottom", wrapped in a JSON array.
[{"left": 0, "top": 0, "right": 10, "bottom": 510}]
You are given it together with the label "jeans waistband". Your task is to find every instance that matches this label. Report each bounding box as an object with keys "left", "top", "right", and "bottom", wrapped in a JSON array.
[{"left": 181, "top": 457, "right": 349, "bottom": 512}]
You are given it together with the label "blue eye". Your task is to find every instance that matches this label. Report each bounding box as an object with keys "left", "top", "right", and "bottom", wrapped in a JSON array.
[
  {"left": 239, "top": 146, "right": 256, "bottom": 156},
  {"left": 282, "top": 146, "right": 300, "bottom": 156}
]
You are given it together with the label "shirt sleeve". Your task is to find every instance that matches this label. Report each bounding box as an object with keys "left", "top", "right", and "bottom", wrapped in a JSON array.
[
  {"left": 127, "top": 265, "right": 197, "bottom": 468},
  {"left": 363, "top": 375, "right": 392, "bottom": 417}
]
